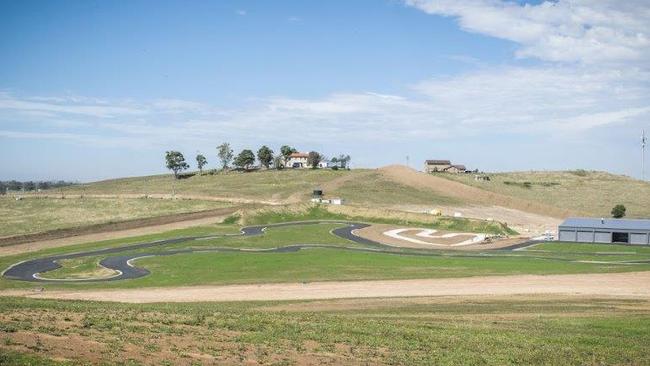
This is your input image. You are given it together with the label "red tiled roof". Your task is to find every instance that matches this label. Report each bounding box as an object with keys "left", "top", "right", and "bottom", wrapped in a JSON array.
[{"left": 290, "top": 152, "right": 309, "bottom": 158}]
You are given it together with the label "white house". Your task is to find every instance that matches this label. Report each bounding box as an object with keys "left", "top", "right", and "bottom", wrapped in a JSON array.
[
  {"left": 286, "top": 152, "right": 333, "bottom": 169},
  {"left": 286, "top": 152, "right": 309, "bottom": 168}
]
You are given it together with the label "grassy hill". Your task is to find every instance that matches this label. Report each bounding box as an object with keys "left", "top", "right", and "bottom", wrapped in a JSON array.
[
  {"left": 0, "top": 197, "right": 232, "bottom": 238},
  {"left": 442, "top": 170, "right": 650, "bottom": 218},
  {"left": 5, "top": 166, "right": 649, "bottom": 239},
  {"left": 55, "top": 168, "right": 465, "bottom": 207}
]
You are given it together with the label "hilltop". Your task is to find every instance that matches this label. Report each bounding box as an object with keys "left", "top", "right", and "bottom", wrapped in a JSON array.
[{"left": 4, "top": 165, "right": 649, "bottom": 239}]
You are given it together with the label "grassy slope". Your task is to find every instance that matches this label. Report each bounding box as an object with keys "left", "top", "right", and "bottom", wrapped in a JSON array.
[
  {"left": 0, "top": 296, "right": 648, "bottom": 365},
  {"left": 328, "top": 170, "right": 461, "bottom": 206},
  {"left": 0, "top": 196, "right": 231, "bottom": 237},
  {"left": 59, "top": 168, "right": 465, "bottom": 207},
  {"left": 443, "top": 170, "right": 650, "bottom": 218},
  {"left": 61, "top": 169, "right": 362, "bottom": 201},
  {"left": 243, "top": 205, "right": 515, "bottom": 235}
]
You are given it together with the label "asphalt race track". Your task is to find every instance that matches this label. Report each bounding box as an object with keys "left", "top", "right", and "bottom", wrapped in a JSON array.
[
  {"left": 2, "top": 221, "right": 381, "bottom": 282},
  {"left": 3, "top": 221, "right": 546, "bottom": 283}
]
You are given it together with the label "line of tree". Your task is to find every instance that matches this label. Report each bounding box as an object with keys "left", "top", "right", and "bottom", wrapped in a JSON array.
[
  {"left": 0, "top": 180, "right": 78, "bottom": 194},
  {"left": 165, "top": 143, "right": 351, "bottom": 179}
]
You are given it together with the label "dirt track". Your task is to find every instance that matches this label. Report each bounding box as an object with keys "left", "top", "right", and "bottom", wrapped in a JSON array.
[
  {"left": 3, "top": 272, "right": 648, "bottom": 303},
  {"left": 378, "top": 165, "right": 571, "bottom": 219},
  {"left": 0, "top": 211, "right": 236, "bottom": 257}
]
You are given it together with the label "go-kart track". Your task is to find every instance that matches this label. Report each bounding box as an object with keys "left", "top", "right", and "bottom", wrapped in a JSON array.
[{"left": 3, "top": 221, "right": 539, "bottom": 283}]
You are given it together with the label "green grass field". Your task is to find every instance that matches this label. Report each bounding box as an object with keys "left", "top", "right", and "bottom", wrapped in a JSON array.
[
  {"left": 0, "top": 295, "right": 648, "bottom": 365},
  {"left": 2, "top": 212, "right": 650, "bottom": 364},
  {"left": 442, "top": 170, "right": 650, "bottom": 217},
  {"left": 0, "top": 196, "right": 232, "bottom": 237},
  {"left": 1, "top": 208, "right": 649, "bottom": 289}
]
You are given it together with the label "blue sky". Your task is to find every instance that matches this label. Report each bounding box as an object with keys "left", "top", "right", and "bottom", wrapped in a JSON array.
[{"left": 1, "top": 0, "right": 649, "bottom": 181}]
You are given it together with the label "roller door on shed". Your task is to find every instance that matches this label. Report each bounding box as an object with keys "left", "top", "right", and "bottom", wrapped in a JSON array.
[
  {"left": 577, "top": 231, "right": 594, "bottom": 242},
  {"left": 630, "top": 233, "right": 649, "bottom": 245},
  {"left": 559, "top": 230, "right": 576, "bottom": 242},
  {"left": 594, "top": 232, "right": 612, "bottom": 243}
]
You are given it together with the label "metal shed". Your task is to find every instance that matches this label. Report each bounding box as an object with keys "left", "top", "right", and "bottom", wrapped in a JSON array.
[{"left": 558, "top": 217, "right": 650, "bottom": 245}]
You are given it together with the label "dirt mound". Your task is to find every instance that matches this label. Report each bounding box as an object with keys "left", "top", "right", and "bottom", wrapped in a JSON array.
[{"left": 378, "top": 165, "right": 570, "bottom": 218}]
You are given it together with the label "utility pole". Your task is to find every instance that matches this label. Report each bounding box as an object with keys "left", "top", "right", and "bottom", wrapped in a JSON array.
[
  {"left": 643, "top": 129, "right": 647, "bottom": 181},
  {"left": 406, "top": 155, "right": 410, "bottom": 168}
]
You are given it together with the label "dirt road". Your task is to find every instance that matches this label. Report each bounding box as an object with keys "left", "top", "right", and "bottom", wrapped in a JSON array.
[
  {"left": 0, "top": 212, "right": 235, "bottom": 257},
  {"left": 3, "top": 272, "right": 648, "bottom": 303}
]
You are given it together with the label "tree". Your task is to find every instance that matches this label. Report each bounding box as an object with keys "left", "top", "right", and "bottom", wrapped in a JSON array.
[
  {"left": 217, "top": 143, "right": 234, "bottom": 170},
  {"left": 23, "top": 181, "right": 36, "bottom": 191},
  {"left": 196, "top": 154, "right": 207, "bottom": 175},
  {"left": 273, "top": 155, "right": 284, "bottom": 170},
  {"left": 611, "top": 204, "right": 626, "bottom": 218},
  {"left": 7, "top": 180, "right": 21, "bottom": 191},
  {"left": 165, "top": 151, "right": 189, "bottom": 179},
  {"left": 280, "top": 145, "right": 297, "bottom": 166},
  {"left": 234, "top": 149, "right": 255, "bottom": 170},
  {"left": 257, "top": 145, "right": 274, "bottom": 169},
  {"left": 0, "top": 182, "right": 6, "bottom": 195},
  {"left": 307, "top": 151, "right": 322, "bottom": 169},
  {"left": 332, "top": 154, "right": 351, "bottom": 169}
]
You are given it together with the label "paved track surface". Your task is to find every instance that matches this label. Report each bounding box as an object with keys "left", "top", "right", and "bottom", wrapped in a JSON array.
[{"left": 2, "top": 221, "right": 379, "bottom": 282}]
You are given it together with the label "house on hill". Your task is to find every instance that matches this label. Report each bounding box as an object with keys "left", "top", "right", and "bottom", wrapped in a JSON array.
[
  {"left": 424, "top": 160, "right": 451, "bottom": 173},
  {"left": 424, "top": 160, "right": 467, "bottom": 173},
  {"left": 286, "top": 152, "right": 309, "bottom": 168},
  {"left": 446, "top": 164, "right": 466, "bottom": 173},
  {"left": 286, "top": 152, "right": 333, "bottom": 169}
]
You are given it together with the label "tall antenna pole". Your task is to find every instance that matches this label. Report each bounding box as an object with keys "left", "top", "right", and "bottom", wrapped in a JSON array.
[
  {"left": 406, "top": 155, "right": 410, "bottom": 168},
  {"left": 643, "top": 129, "right": 647, "bottom": 181}
]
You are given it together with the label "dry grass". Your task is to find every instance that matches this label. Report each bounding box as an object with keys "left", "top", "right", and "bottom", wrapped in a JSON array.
[
  {"left": 59, "top": 169, "right": 365, "bottom": 203},
  {"left": 0, "top": 196, "right": 231, "bottom": 237},
  {"left": 443, "top": 170, "right": 650, "bottom": 218}
]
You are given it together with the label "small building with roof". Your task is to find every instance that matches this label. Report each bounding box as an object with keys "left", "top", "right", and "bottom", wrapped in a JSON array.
[
  {"left": 424, "top": 160, "right": 452, "bottom": 173},
  {"left": 558, "top": 217, "right": 650, "bottom": 245}
]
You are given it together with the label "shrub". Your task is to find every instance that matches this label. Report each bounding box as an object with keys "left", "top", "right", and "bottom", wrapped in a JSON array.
[
  {"left": 611, "top": 204, "right": 626, "bottom": 218},
  {"left": 569, "top": 169, "right": 588, "bottom": 177},
  {"left": 222, "top": 214, "right": 241, "bottom": 225}
]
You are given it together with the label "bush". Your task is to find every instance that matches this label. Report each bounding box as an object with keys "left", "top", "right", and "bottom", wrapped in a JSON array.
[
  {"left": 222, "top": 214, "right": 241, "bottom": 224},
  {"left": 569, "top": 169, "right": 588, "bottom": 177},
  {"left": 611, "top": 204, "right": 626, "bottom": 218}
]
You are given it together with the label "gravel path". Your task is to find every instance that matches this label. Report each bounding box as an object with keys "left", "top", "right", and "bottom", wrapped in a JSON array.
[{"left": 2, "top": 272, "right": 648, "bottom": 303}]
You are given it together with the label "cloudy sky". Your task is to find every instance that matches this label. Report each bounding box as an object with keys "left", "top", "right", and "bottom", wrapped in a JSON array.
[{"left": 1, "top": 0, "right": 649, "bottom": 181}]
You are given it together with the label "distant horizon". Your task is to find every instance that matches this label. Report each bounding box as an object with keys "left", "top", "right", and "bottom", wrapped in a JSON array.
[
  {"left": 2, "top": 0, "right": 649, "bottom": 182},
  {"left": 2, "top": 163, "right": 645, "bottom": 185}
]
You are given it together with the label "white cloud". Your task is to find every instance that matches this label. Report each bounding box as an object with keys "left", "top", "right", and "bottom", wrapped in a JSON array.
[
  {"left": 405, "top": 0, "right": 650, "bottom": 65},
  {"left": 0, "top": 93, "right": 145, "bottom": 118},
  {"left": 1, "top": 64, "right": 648, "bottom": 149}
]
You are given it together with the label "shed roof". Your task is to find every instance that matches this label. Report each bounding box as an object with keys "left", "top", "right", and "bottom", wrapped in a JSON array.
[
  {"left": 559, "top": 217, "right": 650, "bottom": 231},
  {"left": 425, "top": 160, "right": 451, "bottom": 165}
]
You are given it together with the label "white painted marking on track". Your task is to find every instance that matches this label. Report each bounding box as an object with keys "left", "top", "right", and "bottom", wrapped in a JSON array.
[
  {"left": 383, "top": 228, "right": 486, "bottom": 247},
  {"left": 384, "top": 229, "right": 444, "bottom": 246}
]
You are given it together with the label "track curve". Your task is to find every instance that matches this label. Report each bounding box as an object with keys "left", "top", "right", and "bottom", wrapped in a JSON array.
[{"left": 2, "top": 221, "right": 378, "bottom": 283}]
